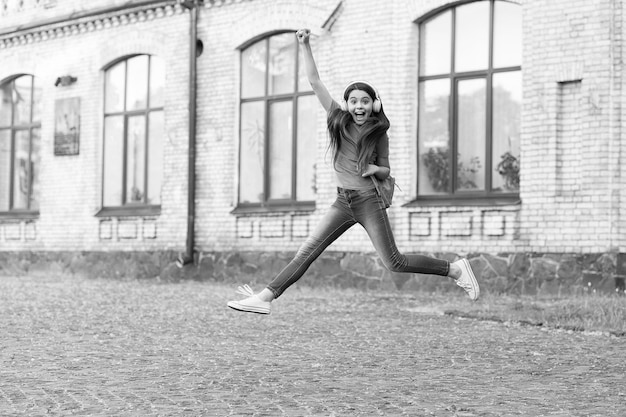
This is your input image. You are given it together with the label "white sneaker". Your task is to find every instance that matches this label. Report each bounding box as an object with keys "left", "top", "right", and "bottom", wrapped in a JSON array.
[
  {"left": 227, "top": 284, "right": 271, "bottom": 315},
  {"left": 452, "top": 259, "right": 480, "bottom": 301}
]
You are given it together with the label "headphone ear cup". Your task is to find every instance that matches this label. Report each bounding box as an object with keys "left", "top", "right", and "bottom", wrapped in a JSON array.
[
  {"left": 373, "top": 98, "right": 381, "bottom": 113},
  {"left": 340, "top": 100, "right": 347, "bottom": 111}
]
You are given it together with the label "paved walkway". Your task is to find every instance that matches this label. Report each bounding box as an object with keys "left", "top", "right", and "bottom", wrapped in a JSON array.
[{"left": 0, "top": 274, "right": 624, "bottom": 416}]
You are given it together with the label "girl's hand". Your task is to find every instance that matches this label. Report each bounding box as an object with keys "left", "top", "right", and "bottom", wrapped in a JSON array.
[
  {"left": 296, "top": 29, "right": 311, "bottom": 44},
  {"left": 361, "top": 164, "right": 379, "bottom": 177}
]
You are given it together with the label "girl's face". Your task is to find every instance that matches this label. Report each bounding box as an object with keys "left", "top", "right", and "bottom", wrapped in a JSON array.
[{"left": 346, "top": 89, "right": 373, "bottom": 125}]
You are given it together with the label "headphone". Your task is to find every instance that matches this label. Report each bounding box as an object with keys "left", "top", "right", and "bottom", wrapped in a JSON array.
[{"left": 340, "top": 80, "right": 382, "bottom": 113}]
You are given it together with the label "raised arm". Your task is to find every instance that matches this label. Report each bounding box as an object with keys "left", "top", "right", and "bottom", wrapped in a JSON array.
[{"left": 296, "top": 29, "right": 334, "bottom": 112}]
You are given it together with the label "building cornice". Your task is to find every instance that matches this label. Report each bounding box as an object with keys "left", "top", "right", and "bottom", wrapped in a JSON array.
[{"left": 0, "top": 0, "right": 250, "bottom": 50}]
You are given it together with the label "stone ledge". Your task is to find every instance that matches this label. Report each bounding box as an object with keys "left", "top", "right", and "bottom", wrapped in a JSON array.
[{"left": 0, "top": 250, "right": 624, "bottom": 296}]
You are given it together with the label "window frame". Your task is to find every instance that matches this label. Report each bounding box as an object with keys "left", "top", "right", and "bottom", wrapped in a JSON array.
[
  {"left": 414, "top": 0, "right": 521, "bottom": 206},
  {"left": 97, "top": 54, "right": 163, "bottom": 218},
  {"left": 0, "top": 74, "right": 41, "bottom": 219},
  {"left": 234, "top": 31, "right": 317, "bottom": 214}
]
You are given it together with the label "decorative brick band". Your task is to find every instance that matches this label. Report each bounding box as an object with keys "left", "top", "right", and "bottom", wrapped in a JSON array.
[
  {"left": 0, "top": 3, "right": 181, "bottom": 49},
  {"left": 0, "top": 0, "right": 252, "bottom": 49}
]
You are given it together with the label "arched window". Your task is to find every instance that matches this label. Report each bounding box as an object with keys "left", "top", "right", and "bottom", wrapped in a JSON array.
[
  {"left": 418, "top": 0, "right": 521, "bottom": 200},
  {"left": 0, "top": 75, "right": 41, "bottom": 214},
  {"left": 238, "top": 32, "right": 318, "bottom": 209},
  {"left": 102, "top": 54, "right": 164, "bottom": 213}
]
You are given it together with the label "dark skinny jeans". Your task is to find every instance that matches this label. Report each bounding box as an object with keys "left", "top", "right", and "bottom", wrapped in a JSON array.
[{"left": 267, "top": 187, "right": 450, "bottom": 298}]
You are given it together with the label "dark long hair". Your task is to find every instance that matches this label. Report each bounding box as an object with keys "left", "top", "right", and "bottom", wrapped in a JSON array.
[{"left": 327, "top": 82, "right": 390, "bottom": 173}]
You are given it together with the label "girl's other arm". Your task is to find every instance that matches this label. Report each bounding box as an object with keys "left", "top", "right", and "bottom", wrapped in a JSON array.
[
  {"left": 362, "top": 163, "right": 390, "bottom": 180},
  {"left": 362, "top": 134, "right": 391, "bottom": 179},
  {"left": 296, "top": 29, "right": 334, "bottom": 112}
]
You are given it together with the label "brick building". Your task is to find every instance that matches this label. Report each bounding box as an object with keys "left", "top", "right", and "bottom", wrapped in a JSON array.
[{"left": 1, "top": 0, "right": 624, "bottom": 294}]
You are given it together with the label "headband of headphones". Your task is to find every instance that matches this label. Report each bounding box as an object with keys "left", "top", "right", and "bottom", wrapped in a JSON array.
[
  {"left": 342, "top": 80, "right": 381, "bottom": 101},
  {"left": 341, "top": 80, "right": 382, "bottom": 113}
]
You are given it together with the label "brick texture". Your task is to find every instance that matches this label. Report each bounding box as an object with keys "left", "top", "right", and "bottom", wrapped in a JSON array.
[{"left": 0, "top": 0, "right": 624, "bottom": 285}]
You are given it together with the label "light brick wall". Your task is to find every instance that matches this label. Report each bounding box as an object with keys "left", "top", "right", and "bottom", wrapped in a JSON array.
[
  {"left": 520, "top": 0, "right": 625, "bottom": 253},
  {"left": 194, "top": 0, "right": 524, "bottom": 256},
  {"left": 193, "top": 0, "right": 343, "bottom": 252},
  {"left": 1, "top": 0, "right": 624, "bottom": 260},
  {"left": 1, "top": 3, "right": 190, "bottom": 251}
]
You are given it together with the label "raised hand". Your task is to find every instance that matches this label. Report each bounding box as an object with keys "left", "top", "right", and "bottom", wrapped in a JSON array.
[{"left": 296, "top": 28, "right": 311, "bottom": 44}]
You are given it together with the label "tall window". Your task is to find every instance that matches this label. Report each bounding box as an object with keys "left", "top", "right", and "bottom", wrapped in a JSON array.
[
  {"left": 0, "top": 75, "right": 41, "bottom": 214},
  {"left": 239, "top": 32, "right": 317, "bottom": 208},
  {"left": 103, "top": 55, "right": 164, "bottom": 212},
  {"left": 418, "top": 0, "right": 521, "bottom": 199}
]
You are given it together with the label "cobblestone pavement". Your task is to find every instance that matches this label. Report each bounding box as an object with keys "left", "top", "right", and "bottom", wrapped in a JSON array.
[{"left": 1, "top": 274, "right": 625, "bottom": 417}]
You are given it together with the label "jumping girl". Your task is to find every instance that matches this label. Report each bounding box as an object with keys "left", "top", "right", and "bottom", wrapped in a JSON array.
[{"left": 227, "top": 29, "right": 479, "bottom": 314}]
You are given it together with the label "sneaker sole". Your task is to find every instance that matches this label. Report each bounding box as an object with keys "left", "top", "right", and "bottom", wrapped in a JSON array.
[
  {"left": 460, "top": 259, "right": 480, "bottom": 301},
  {"left": 227, "top": 301, "right": 270, "bottom": 315}
]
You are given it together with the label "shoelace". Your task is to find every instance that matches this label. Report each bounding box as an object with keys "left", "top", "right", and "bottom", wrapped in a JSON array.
[
  {"left": 235, "top": 284, "right": 255, "bottom": 297},
  {"left": 455, "top": 277, "right": 472, "bottom": 291}
]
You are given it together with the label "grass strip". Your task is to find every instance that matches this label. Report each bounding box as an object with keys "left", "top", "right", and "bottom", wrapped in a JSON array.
[{"left": 443, "top": 293, "right": 626, "bottom": 337}]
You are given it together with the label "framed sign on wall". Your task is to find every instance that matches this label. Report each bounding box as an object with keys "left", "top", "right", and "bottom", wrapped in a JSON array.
[{"left": 54, "top": 97, "right": 80, "bottom": 156}]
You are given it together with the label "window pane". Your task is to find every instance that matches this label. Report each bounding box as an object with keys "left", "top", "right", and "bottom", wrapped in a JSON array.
[
  {"left": 29, "top": 128, "right": 40, "bottom": 210},
  {"left": 296, "top": 95, "right": 317, "bottom": 201},
  {"left": 149, "top": 56, "right": 165, "bottom": 108},
  {"left": 13, "top": 76, "right": 33, "bottom": 126},
  {"left": 103, "top": 116, "right": 124, "bottom": 206},
  {"left": 0, "top": 129, "right": 10, "bottom": 210},
  {"left": 126, "top": 115, "right": 146, "bottom": 204},
  {"left": 13, "top": 130, "right": 30, "bottom": 209},
  {"left": 105, "top": 61, "right": 126, "bottom": 113},
  {"left": 269, "top": 33, "right": 296, "bottom": 95},
  {"left": 269, "top": 100, "right": 293, "bottom": 200},
  {"left": 126, "top": 55, "right": 149, "bottom": 111},
  {"left": 420, "top": 10, "right": 452, "bottom": 76},
  {"left": 298, "top": 36, "right": 315, "bottom": 92},
  {"left": 147, "top": 111, "right": 164, "bottom": 204},
  {"left": 493, "top": 1, "right": 521, "bottom": 68},
  {"left": 455, "top": 1, "right": 490, "bottom": 72},
  {"left": 457, "top": 78, "right": 486, "bottom": 191},
  {"left": 240, "top": 101, "right": 265, "bottom": 203},
  {"left": 492, "top": 71, "right": 521, "bottom": 192},
  {"left": 0, "top": 82, "right": 12, "bottom": 127},
  {"left": 241, "top": 40, "right": 267, "bottom": 99},
  {"left": 32, "top": 77, "right": 42, "bottom": 123},
  {"left": 419, "top": 79, "right": 450, "bottom": 195}
]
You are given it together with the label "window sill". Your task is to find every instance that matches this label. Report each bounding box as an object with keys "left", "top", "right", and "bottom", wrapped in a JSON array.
[
  {"left": 95, "top": 205, "right": 161, "bottom": 217},
  {"left": 404, "top": 194, "right": 521, "bottom": 208},
  {"left": 231, "top": 202, "right": 316, "bottom": 215},
  {"left": 0, "top": 211, "right": 40, "bottom": 220}
]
